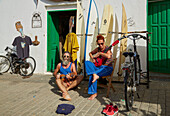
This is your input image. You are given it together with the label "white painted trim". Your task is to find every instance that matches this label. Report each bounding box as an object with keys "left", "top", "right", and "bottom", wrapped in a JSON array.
[
  {"left": 45, "top": 2, "right": 77, "bottom": 11},
  {"left": 44, "top": 2, "right": 77, "bottom": 74}
]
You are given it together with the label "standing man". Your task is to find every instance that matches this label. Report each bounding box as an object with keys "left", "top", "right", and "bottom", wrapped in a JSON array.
[
  {"left": 85, "top": 34, "right": 113, "bottom": 100},
  {"left": 53, "top": 51, "right": 83, "bottom": 101},
  {"left": 12, "top": 21, "right": 32, "bottom": 59}
]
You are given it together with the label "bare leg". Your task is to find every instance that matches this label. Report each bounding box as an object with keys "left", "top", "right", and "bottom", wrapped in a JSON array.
[
  {"left": 88, "top": 93, "right": 98, "bottom": 100},
  {"left": 92, "top": 74, "right": 99, "bottom": 83},
  {"left": 67, "top": 75, "right": 83, "bottom": 91},
  {"left": 55, "top": 75, "right": 71, "bottom": 100}
]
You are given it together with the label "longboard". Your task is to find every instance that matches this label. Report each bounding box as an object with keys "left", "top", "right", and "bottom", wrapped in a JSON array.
[
  {"left": 118, "top": 3, "right": 128, "bottom": 77},
  {"left": 99, "top": 4, "right": 114, "bottom": 46},
  {"left": 90, "top": 18, "right": 99, "bottom": 58},
  {"left": 112, "top": 14, "right": 119, "bottom": 60},
  {"left": 76, "top": 1, "right": 85, "bottom": 72},
  {"left": 84, "top": 0, "right": 98, "bottom": 61}
]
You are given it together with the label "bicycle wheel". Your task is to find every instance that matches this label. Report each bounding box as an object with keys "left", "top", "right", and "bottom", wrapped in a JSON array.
[
  {"left": 124, "top": 70, "right": 134, "bottom": 111},
  {"left": 0, "top": 55, "right": 10, "bottom": 73},
  {"left": 19, "top": 57, "right": 36, "bottom": 76}
]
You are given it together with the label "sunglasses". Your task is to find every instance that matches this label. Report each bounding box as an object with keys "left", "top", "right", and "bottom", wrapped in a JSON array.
[
  {"left": 97, "top": 43, "right": 104, "bottom": 46},
  {"left": 63, "top": 55, "right": 69, "bottom": 58}
]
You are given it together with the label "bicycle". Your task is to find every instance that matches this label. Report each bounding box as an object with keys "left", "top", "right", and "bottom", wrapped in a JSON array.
[
  {"left": 0, "top": 46, "right": 36, "bottom": 76},
  {"left": 117, "top": 34, "right": 148, "bottom": 111}
]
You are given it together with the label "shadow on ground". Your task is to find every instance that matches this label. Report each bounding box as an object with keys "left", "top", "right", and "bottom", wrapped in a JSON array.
[{"left": 47, "top": 75, "right": 165, "bottom": 115}]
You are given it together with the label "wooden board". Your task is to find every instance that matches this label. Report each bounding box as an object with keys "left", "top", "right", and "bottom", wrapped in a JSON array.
[
  {"left": 118, "top": 3, "right": 128, "bottom": 77},
  {"left": 99, "top": 4, "right": 113, "bottom": 46},
  {"left": 76, "top": 1, "right": 85, "bottom": 72}
]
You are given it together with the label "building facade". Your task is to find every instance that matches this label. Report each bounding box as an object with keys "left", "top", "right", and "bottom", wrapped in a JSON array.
[{"left": 0, "top": 0, "right": 169, "bottom": 74}]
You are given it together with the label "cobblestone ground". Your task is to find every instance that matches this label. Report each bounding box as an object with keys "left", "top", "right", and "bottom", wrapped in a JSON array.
[{"left": 0, "top": 73, "right": 170, "bottom": 116}]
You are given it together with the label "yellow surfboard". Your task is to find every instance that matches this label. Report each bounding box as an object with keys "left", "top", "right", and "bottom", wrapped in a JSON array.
[
  {"left": 100, "top": 4, "right": 114, "bottom": 46},
  {"left": 118, "top": 3, "right": 128, "bottom": 77},
  {"left": 76, "top": 1, "right": 85, "bottom": 72}
]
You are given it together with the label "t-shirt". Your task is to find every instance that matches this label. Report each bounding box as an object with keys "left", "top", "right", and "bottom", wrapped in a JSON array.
[
  {"left": 98, "top": 46, "right": 113, "bottom": 67},
  {"left": 12, "top": 36, "right": 32, "bottom": 59}
]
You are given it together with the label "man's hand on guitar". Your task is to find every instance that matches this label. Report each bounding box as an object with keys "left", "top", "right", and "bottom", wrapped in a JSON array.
[
  {"left": 93, "top": 52, "right": 101, "bottom": 59},
  {"left": 66, "top": 74, "right": 72, "bottom": 81},
  {"left": 92, "top": 58, "right": 96, "bottom": 63}
]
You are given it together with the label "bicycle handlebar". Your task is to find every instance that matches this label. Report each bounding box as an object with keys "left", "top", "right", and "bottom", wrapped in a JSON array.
[
  {"left": 118, "top": 34, "right": 147, "bottom": 41},
  {"left": 110, "top": 34, "right": 148, "bottom": 47},
  {"left": 5, "top": 46, "right": 16, "bottom": 52}
]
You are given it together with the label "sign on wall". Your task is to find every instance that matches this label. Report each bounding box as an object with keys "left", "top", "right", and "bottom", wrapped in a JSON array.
[{"left": 32, "top": 12, "right": 42, "bottom": 28}]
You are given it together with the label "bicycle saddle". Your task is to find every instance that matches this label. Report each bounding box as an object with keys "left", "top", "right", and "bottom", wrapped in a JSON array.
[{"left": 123, "top": 52, "right": 134, "bottom": 57}]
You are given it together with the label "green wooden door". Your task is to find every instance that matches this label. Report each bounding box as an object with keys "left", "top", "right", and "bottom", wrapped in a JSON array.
[
  {"left": 47, "top": 12, "right": 59, "bottom": 72},
  {"left": 148, "top": 1, "right": 170, "bottom": 73}
]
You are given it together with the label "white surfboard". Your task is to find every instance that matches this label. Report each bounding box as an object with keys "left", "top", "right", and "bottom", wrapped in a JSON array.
[{"left": 76, "top": 1, "right": 85, "bottom": 72}]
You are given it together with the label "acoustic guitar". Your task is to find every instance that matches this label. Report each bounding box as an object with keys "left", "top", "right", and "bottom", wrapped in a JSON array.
[
  {"left": 94, "top": 40, "right": 119, "bottom": 67},
  {"left": 60, "top": 72, "right": 76, "bottom": 81}
]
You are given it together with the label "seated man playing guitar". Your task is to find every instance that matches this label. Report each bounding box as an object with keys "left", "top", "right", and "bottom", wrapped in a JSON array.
[
  {"left": 53, "top": 51, "right": 83, "bottom": 101},
  {"left": 85, "top": 34, "right": 113, "bottom": 100}
]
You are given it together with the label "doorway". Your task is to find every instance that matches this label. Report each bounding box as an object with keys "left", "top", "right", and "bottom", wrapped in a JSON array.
[{"left": 47, "top": 9, "right": 77, "bottom": 72}]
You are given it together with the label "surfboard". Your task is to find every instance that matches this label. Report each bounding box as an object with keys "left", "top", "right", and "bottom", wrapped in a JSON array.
[
  {"left": 84, "top": 0, "right": 98, "bottom": 61},
  {"left": 76, "top": 1, "right": 85, "bottom": 73},
  {"left": 99, "top": 4, "right": 114, "bottom": 46},
  {"left": 90, "top": 18, "right": 99, "bottom": 58},
  {"left": 118, "top": 3, "right": 128, "bottom": 77},
  {"left": 112, "top": 14, "right": 119, "bottom": 60}
]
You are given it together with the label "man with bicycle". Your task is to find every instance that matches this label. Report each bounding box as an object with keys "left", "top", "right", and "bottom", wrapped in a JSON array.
[{"left": 53, "top": 51, "right": 83, "bottom": 101}]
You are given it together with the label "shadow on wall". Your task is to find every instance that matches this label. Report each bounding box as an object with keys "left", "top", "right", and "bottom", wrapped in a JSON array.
[
  {"left": 113, "top": 44, "right": 147, "bottom": 76},
  {"left": 149, "top": 59, "right": 170, "bottom": 74},
  {"left": 114, "top": 43, "right": 170, "bottom": 74}
]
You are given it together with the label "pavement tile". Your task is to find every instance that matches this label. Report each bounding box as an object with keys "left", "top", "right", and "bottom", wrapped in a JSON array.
[{"left": 0, "top": 73, "right": 170, "bottom": 116}]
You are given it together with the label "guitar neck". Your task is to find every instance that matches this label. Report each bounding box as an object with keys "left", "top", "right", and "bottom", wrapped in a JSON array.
[{"left": 104, "top": 45, "right": 112, "bottom": 53}]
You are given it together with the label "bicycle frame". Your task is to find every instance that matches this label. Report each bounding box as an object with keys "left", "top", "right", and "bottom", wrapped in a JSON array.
[{"left": 132, "top": 39, "right": 142, "bottom": 85}]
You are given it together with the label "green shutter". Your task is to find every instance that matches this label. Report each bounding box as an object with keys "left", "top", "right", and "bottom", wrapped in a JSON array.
[
  {"left": 148, "top": 1, "right": 170, "bottom": 73},
  {"left": 47, "top": 12, "right": 59, "bottom": 72}
]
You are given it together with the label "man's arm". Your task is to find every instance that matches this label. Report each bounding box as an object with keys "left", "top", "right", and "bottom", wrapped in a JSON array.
[
  {"left": 89, "top": 47, "right": 98, "bottom": 63},
  {"left": 71, "top": 63, "right": 77, "bottom": 76},
  {"left": 89, "top": 47, "right": 98, "bottom": 59},
  {"left": 53, "top": 63, "right": 61, "bottom": 77},
  {"left": 99, "top": 50, "right": 112, "bottom": 59}
]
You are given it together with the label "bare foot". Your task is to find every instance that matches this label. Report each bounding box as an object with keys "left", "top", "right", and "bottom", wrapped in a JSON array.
[
  {"left": 88, "top": 93, "right": 97, "bottom": 100},
  {"left": 66, "top": 87, "right": 70, "bottom": 91},
  {"left": 62, "top": 93, "right": 71, "bottom": 101},
  {"left": 92, "top": 74, "right": 99, "bottom": 83}
]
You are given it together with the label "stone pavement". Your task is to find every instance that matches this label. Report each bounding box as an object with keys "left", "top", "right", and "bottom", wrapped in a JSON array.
[{"left": 0, "top": 73, "right": 170, "bottom": 116}]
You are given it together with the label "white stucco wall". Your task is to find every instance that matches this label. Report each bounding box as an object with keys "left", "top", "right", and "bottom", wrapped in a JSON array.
[
  {"left": 80, "top": 0, "right": 147, "bottom": 75},
  {"left": 0, "top": 0, "right": 147, "bottom": 75}
]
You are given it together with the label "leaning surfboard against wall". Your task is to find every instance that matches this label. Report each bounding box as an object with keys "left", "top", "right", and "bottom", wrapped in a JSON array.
[
  {"left": 90, "top": 18, "right": 99, "bottom": 55},
  {"left": 76, "top": 1, "right": 85, "bottom": 73},
  {"left": 84, "top": 0, "right": 98, "bottom": 61},
  {"left": 118, "top": 3, "right": 128, "bottom": 78},
  {"left": 99, "top": 4, "right": 114, "bottom": 46}
]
